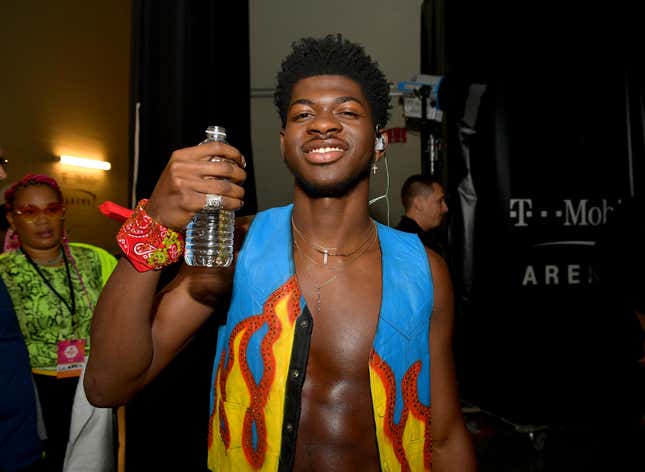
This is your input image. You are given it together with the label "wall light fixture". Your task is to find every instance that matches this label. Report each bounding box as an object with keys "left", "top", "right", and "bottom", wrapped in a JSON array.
[{"left": 59, "top": 155, "right": 111, "bottom": 171}]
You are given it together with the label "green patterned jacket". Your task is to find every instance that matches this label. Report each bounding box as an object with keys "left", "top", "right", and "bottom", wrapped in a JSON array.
[{"left": 0, "top": 243, "right": 117, "bottom": 372}]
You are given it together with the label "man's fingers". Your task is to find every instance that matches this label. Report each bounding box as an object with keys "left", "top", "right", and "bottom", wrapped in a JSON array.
[
  {"left": 166, "top": 159, "right": 246, "bottom": 187},
  {"left": 147, "top": 143, "right": 246, "bottom": 228},
  {"left": 179, "top": 190, "right": 244, "bottom": 214},
  {"left": 191, "top": 178, "right": 246, "bottom": 202},
  {"left": 174, "top": 142, "right": 245, "bottom": 168},
  {"left": 202, "top": 159, "right": 246, "bottom": 184},
  {"left": 200, "top": 194, "right": 245, "bottom": 212}
]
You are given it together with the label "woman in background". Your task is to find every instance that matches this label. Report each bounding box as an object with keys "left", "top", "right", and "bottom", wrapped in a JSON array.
[{"left": 0, "top": 174, "right": 117, "bottom": 471}]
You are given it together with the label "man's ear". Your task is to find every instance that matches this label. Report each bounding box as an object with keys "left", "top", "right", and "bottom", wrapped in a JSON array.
[
  {"left": 412, "top": 194, "right": 425, "bottom": 212},
  {"left": 280, "top": 129, "right": 286, "bottom": 159}
]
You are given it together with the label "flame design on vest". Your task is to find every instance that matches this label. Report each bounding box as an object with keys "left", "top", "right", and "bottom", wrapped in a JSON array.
[
  {"left": 208, "top": 277, "right": 301, "bottom": 470},
  {"left": 369, "top": 351, "right": 432, "bottom": 471}
]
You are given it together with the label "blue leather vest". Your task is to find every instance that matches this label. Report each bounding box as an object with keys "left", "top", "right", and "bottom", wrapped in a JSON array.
[{"left": 207, "top": 204, "right": 434, "bottom": 471}]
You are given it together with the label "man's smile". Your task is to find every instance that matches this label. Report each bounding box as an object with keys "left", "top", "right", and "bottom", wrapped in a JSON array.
[
  {"left": 309, "top": 146, "right": 343, "bottom": 153},
  {"left": 302, "top": 139, "right": 348, "bottom": 164}
]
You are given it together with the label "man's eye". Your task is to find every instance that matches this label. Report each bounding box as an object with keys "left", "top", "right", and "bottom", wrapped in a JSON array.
[
  {"left": 339, "top": 110, "right": 359, "bottom": 117},
  {"left": 294, "top": 112, "right": 312, "bottom": 120}
]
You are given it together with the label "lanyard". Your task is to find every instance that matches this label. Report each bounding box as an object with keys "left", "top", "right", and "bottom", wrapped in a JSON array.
[{"left": 22, "top": 248, "right": 77, "bottom": 328}]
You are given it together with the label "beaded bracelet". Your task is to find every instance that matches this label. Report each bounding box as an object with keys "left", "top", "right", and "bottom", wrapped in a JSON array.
[{"left": 116, "top": 199, "right": 184, "bottom": 272}]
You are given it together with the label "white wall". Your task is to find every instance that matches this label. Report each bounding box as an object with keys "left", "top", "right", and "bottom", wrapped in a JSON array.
[{"left": 249, "top": 0, "right": 425, "bottom": 226}]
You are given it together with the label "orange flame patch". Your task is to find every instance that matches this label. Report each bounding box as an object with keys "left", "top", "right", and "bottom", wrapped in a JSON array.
[
  {"left": 370, "top": 351, "right": 432, "bottom": 471},
  {"left": 208, "top": 276, "right": 301, "bottom": 468}
]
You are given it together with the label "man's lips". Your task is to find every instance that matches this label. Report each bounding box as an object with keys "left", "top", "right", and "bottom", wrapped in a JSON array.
[{"left": 302, "top": 140, "right": 348, "bottom": 164}]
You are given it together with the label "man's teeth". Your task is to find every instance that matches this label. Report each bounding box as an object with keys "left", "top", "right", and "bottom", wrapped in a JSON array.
[{"left": 310, "top": 147, "right": 342, "bottom": 153}]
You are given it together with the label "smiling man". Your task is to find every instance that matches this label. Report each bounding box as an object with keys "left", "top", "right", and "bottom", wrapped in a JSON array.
[{"left": 86, "top": 34, "right": 475, "bottom": 471}]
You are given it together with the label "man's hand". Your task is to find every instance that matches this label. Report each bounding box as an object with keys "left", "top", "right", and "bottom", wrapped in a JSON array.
[
  {"left": 86, "top": 142, "right": 247, "bottom": 406},
  {"left": 145, "top": 142, "right": 247, "bottom": 231}
]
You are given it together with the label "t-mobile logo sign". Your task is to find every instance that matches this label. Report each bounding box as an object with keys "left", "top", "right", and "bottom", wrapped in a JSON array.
[{"left": 509, "top": 198, "right": 621, "bottom": 227}]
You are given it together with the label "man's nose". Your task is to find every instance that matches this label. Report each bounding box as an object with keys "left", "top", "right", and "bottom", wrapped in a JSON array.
[{"left": 308, "top": 112, "right": 342, "bottom": 137}]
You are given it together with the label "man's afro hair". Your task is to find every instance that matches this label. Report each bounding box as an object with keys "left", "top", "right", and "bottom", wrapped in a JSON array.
[{"left": 274, "top": 34, "right": 391, "bottom": 128}]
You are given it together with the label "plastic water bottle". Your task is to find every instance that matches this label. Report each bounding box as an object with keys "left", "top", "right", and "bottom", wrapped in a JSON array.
[{"left": 184, "top": 125, "right": 235, "bottom": 267}]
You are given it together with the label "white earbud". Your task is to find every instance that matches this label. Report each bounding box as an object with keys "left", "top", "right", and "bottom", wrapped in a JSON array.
[
  {"left": 375, "top": 125, "right": 385, "bottom": 151},
  {"left": 375, "top": 135, "right": 385, "bottom": 151}
]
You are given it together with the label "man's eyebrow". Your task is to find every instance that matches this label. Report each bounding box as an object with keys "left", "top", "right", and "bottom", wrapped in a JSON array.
[
  {"left": 336, "top": 96, "right": 364, "bottom": 106},
  {"left": 290, "top": 98, "right": 314, "bottom": 107},
  {"left": 289, "top": 96, "right": 365, "bottom": 107}
]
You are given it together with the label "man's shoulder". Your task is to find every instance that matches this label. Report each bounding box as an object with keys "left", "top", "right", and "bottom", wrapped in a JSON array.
[
  {"left": 244, "top": 204, "right": 292, "bottom": 232},
  {"left": 255, "top": 204, "right": 293, "bottom": 218},
  {"left": 234, "top": 204, "right": 293, "bottom": 255},
  {"left": 381, "top": 221, "right": 425, "bottom": 246},
  {"left": 378, "top": 222, "right": 428, "bottom": 262}
]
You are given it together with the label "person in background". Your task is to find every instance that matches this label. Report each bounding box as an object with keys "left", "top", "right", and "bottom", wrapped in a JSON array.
[
  {"left": 0, "top": 147, "right": 10, "bottom": 250},
  {"left": 86, "top": 34, "right": 476, "bottom": 471},
  {"left": 0, "top": 174, "right": 117, "bottom": 471},
  {"left": 396, "top": 174, "right": 449, "bottom": 256}
]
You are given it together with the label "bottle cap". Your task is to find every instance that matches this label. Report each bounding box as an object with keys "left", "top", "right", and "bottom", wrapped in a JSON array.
[{"left": 205, "top": 125, "right": 227, "bottom": 141}]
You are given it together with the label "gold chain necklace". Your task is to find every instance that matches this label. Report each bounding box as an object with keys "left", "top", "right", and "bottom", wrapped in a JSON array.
[
  {"left": 291, "top": 216, "right": 376, "bottom": 265},
  {"left": 292, "top": 219, "right": 377, "bottom": 316}
]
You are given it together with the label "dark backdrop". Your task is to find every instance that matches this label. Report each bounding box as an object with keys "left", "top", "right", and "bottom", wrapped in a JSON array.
[
  {"left": 130, "top": 0, "right": 256, "bottom": 213},
  {"left": 125, "top": 1, "right": 252, "bottom": 470},
  {"left": 426, "top": 0, "right": 645, "bottom": 448}
]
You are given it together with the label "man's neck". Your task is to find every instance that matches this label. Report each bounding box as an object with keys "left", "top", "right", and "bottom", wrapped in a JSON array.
[{"left": 292, "top": 186, "right": 373, "bottom": 251}]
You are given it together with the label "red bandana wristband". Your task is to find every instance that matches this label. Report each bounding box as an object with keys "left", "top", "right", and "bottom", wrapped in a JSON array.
[{"left": 116, "top": 199, "right": 184, "bottom": 272}]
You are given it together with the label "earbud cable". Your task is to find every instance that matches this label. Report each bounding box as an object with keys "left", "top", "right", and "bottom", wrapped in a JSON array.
[{"left": 368, "top": 155, "right": 390, "bottom": 226}]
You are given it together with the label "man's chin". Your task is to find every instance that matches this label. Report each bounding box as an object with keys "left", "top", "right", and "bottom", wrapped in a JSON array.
[
  {"left": 295, "top": 178, "right": 348, "bottom": 199},
  {"left": 287, "top": 161, "right": 372, "bottom": 199}
]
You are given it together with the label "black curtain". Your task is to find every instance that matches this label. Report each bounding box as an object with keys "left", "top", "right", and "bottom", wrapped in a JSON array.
[
  {"left": 125, "top": 2, "right": 252, "bottom": 471},
  {"left": 426, "top": 0, "right": 645, "bottom": 443},
  {"left": 420, "top": 0, "right": 445, "bottom": 75},
  {"left": 130, "top": 0, "right": 256, "bottom": 214}
]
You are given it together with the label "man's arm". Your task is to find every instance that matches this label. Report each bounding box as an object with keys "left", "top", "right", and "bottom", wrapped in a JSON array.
[
  {"left": 85, "top": 141, "right": 246, "bottom": 407},
  {"left": 85, "top": 261, "right": 229, "bottom": 406},
  {"left": 427, "top": 249, "right": 477, "bottom": 471}
]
